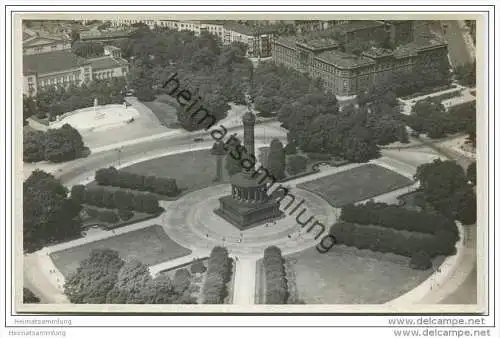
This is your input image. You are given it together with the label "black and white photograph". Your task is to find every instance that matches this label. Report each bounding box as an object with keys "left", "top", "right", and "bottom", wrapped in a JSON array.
[{"left": 7, "top": 8, "right": 491, "bottom": 322}]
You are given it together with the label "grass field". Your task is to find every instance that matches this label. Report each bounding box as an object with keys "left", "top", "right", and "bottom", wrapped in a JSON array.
[
  {"left": 297, "top": 164, "right": 413, "bottom": 207},
  {"left": 121, "top": 149, "right": 229, "bottom": 191},
  {"left": 50, "top": 225, "right": 191, "bottom": 278},
  {"left": 284, "top": 246, "right": 444, "bottom": 304}
]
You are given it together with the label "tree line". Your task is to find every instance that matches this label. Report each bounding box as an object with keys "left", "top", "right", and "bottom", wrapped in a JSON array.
[
  {"left": 95, "top": 166, "right": 180, "bottom": 197},
  {"left": 23, "top": 78, "right": 126, "bottom": 122},
  {"left": 64, "top": 249, "right": 199, "bottom": 304}
]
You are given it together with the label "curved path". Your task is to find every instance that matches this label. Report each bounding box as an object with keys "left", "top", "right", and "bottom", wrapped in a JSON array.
[{"left": 23, "top": 124, "right": 476, "bottom": 306}]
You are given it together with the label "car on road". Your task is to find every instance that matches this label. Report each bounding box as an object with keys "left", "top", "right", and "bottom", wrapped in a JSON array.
[{"left": 193, "top": 137, "right": 204, "bottom": 143}]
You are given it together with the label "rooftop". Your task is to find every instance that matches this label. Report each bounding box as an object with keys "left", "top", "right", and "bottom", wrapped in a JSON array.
[
  {"left": 334, "top": 20, "right": 385, "bottom": 33},
  {"left": 297, "top": 37, "right": 340, "bottom": 51},
  {"left": 223, "top": 22, "right": 277, "bottom": 36},
  {"left": 23, "top": 50, "right": 88, "bottom": 75},
  {"left": 275, "top": 36, "right": 298, "bottom": 49},
  {"left": 316, "top": 50, "right": 375, "bottom": 69},
  {"left": 362, "top": 47, "right": 395, "bottom": 59},
  {"left": 87, "top": 56, "right": 129, "bottom": 71}
]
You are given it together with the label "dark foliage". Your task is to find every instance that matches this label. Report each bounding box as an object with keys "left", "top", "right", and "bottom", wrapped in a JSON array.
[
  {"left": 94, "top": 167, "right": 180, "bottom": 197},
  {"left": 330, "top": 221, "right": 457, "bottom": 258},
  {"left": 23, "top": 288, "right": 40, "bottom": 303},
  {"left": 64, "top": 249, "right": 125, "bottom": 304},
  {"left": 415, "top": 159, "right": 476, "bottom": 224},
  {"left": 286, "top": 155, "right": 308, "bottom": 175},
  {"left": 23, "top": 170, "right": 81, "bottom": 252},
  {"left": 263, "top": 246, "right": 288, "bottom": 304},
  {"left": 202, "top": 246, "right": 232, "bottom": 304}
]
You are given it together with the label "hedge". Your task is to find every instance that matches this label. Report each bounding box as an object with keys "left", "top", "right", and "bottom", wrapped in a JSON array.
[
  {"left": 341, "top": 202, "right": 458, "bottom": 239},
  {"left": 287, "top": 155, "right": 308, "bottom": 175},
  {"left": 263, "top": 246, "right": 288, "bottom": 304},
  {"left": 95, "top": 167, "right": 180, "bottom": 197},
  {"left": 330, "top": 222, "right": 457, "bottom": 258},
  {"left": 77, "top": 186, "right": 160, "bottom": 214},
  {"left": 202, "top": 247, "right": 232, "bottom": 304}
]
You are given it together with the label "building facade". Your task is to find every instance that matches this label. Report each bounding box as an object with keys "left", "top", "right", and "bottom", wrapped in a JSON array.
[
  {"left": 23, "top": 47, "right": 129, "bottom": 96},
  {"left": 272, "top": 21, "right": 447, "bottom": 97},
  {"left": 23, "top": 36, "right": 72, "bottom": 55}
]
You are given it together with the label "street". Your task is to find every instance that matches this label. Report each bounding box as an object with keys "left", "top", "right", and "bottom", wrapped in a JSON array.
[{"left": 442, "top": 20, "right": 474, "bottom": 68}]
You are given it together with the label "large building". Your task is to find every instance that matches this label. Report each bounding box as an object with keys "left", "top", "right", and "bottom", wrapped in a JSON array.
[
  {"left": 23, "top": 47, "right": 129, "bottom": 96},
  {"left": 222, "top": 22, "right": 276, "bottom": 57},
  {"left": 272, "top": 20, "right": 448, "bottom": 97},
  {"left": 22, "top": 35, "right": 72, "bottom": 55}
]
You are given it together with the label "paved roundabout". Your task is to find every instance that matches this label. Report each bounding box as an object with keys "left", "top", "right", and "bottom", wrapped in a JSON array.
[{"left": 161, "top": 184, "right": 339, "bottom": 257}]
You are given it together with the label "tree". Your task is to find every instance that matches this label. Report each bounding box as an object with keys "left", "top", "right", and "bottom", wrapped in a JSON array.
[
  {"left": 106, "top": 259, "right": 154, "bottom": 304},
  {"left": 454, "top": 61, "right": 476, "bottom": 87},
  {"left": 467, "top": 162, "right": 477, "bottom": 185},
  {"left": 23, "top": 95, "right": 37, "bottom": 122},
  {"left": 415, "top": 159, "right": 467, "bottom": 205},
  {"left": 267, "top": 139, "right": 286, "bottom": 180},
  {"left": 23, "top": 170, "right": 81, "bottom": 252},
  {"left": 23, "top": 130, "right": 46, "bottom": 162},
  {"left": 43, "top": 124, "right": 86, "bottom": 163},
  {"left": 341, "top": 126, "right": 380, "bottom": 163},
  {"left": 64, "top": 249, "right": 125, "bottom": 304},
  {"left": 415, "top": 159, "right": 475, "bottom": 222},
  {"left": 287, "top": 155, "right": 308, "bottom": 175}
]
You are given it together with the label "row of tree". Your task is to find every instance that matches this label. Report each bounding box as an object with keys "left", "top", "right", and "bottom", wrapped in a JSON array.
[
  {"left": 95, "top": 167, "right": 180, "bottom": 197},
  {"left": 202, "top": 246, "right": 232, "bottom": 304},
  {"left": 24, "top": 124, "right": 86, "bottom": 163},
  {"left": 64, "top": 249, "right": 196, "bottom": 304},
  {"left": 340, "top": 201, "right": 458, "bottom": 237},
  {"left": 71, "top": 185, "right": 161, "bottom": 214},
  {"left": 263, "top": 246, "right": 288, "bottom": 304},
  {"left": 415, "top": 159, "right": 477, "bottom": 225},
  {"left": 330, "top": 221, "right": 457, "bottom": 263},
  {"left": 24, "top": 77, "right": 126, "bottom": 121}
]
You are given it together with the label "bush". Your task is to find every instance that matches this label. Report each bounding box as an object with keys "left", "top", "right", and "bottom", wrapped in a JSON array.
[
  {"left": 202, "top": 247, "right": 232, "bottom": 304},
  {"left": 263, "top": 246, "right": 288, "bottom": 304},
  {"left": 410, "top": 251, "right": 433, "bottom": 270},
  {"left": 94, "top": 167, "right": 180, "bottom": 196},
  {"left": 190, "top": 259, "right": 207, "bottom": 274},
  {"left": 83, "top": 186, "right": 160, "bottom": 214},
  {"left": 97, "top": 210, "right": 119, "bottom": 224},
  {"left": 118, "top": 208, "right": 134, "bottom": 221},
  {"left": 330, "top": 221, "right": 456, "bottom": 258},
  {"left": 287, "top": 155, "right": 308, "bottom": 175},
  {"left": 341, "top": 202, "right": 458, "bottom": 238}
]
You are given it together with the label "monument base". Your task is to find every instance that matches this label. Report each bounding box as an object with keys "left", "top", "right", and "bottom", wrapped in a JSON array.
[{"left": 214, "top": 195, "right": 284, "bottom": 230}]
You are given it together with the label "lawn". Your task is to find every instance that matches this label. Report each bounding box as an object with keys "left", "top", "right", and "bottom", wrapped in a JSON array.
[
  {"left": 283, "top": 245, "right": 445, "bottom": 304},
  {"left": 297, "top": 164, "right": 413, "bottom": 207},
  {"left": 50, "top": 225, "right": 191, "bottom": 278},
  {"left": 121, "top": 149, "right": 229, "bottom": 192},
  {"left": 142, "top": 96, "right": 179, "bottom": 128}
]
